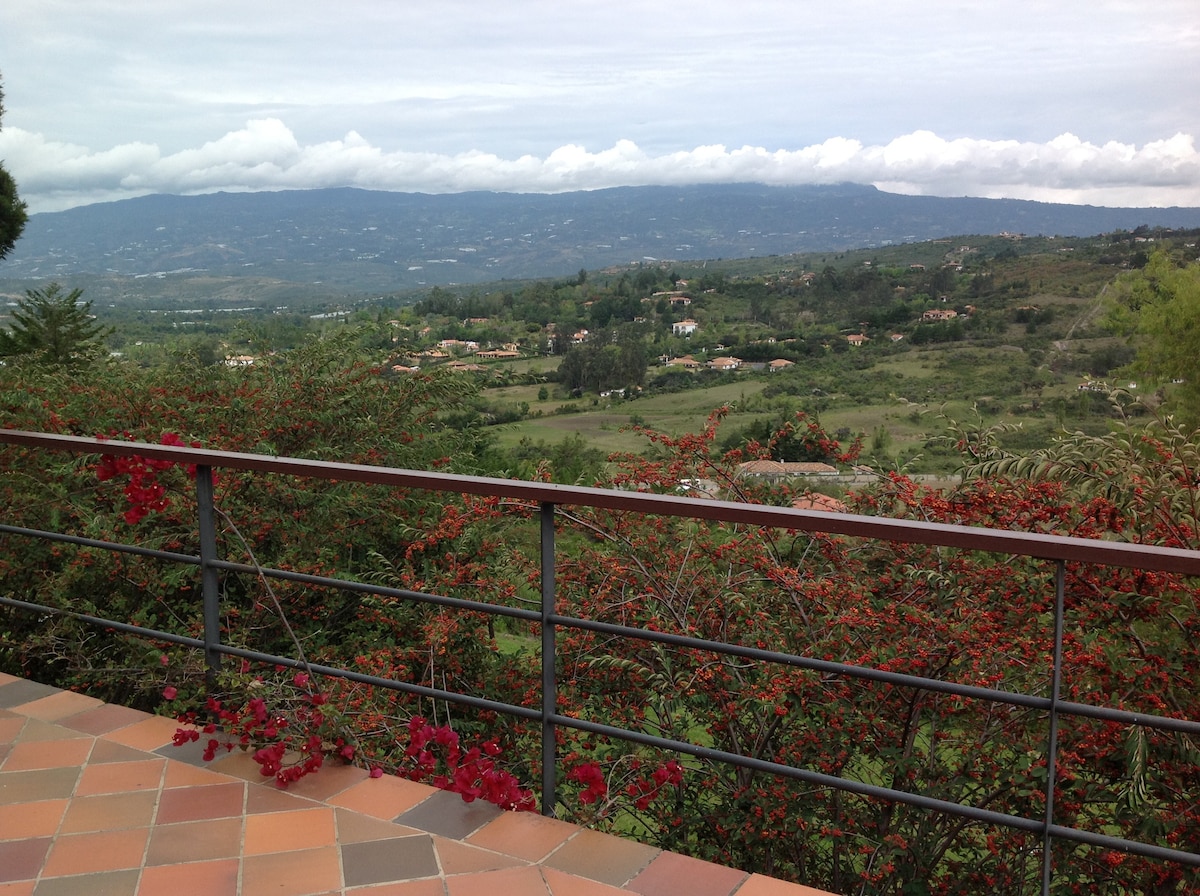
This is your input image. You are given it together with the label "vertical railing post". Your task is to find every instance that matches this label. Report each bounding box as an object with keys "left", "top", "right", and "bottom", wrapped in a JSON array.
[
  {"left": 195, "top": 465, "right": 222, "bottom": 689},
  {"left": 540, "top": 501, "right": 558, "bottom": 816},
  {"left": 1040, "top": 560, "right": 1066, "bottom": 896}
]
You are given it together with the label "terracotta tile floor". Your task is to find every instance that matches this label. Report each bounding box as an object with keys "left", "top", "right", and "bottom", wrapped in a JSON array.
[{"left": 0, "top": 671, "right": 835, "bottom": 896}]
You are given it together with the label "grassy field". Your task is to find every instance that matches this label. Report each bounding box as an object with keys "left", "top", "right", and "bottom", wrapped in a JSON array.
[
  {"left": 449, "top": 234, "right": 1173, "bottom": 474},
  {"left": 488, "top": 377, "right": 775, "bottom": 455},
  {"left": 479, "top": 325, "right": 1116, "bottom": 473}
]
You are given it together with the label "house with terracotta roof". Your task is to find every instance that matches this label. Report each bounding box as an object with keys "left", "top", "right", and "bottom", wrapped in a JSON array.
[
  {"left": 846, "top": 333, "right": 868, "bottom": 347},
  {"left": 672, "top": 319, "right": 699, "bottom": 336},
  {"left": 767, "top": 358, "right": 795, "bottom": 372},
  {"left": 707, "top": 356, "right": 742, "bottom": 371}
]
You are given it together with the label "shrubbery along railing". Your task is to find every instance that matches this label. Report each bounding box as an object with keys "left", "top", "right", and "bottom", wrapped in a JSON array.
[{"left": 2, "top": 429, "right": 1199, "bottom": 895}]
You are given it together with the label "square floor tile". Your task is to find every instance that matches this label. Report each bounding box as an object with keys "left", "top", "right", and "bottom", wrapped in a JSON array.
[
  {"left": 468, "top": 811, "right": 577, "bottom": 862},
  {"left": 246, "top": 784, "right": 322, "bottom": 815},
  {"left": 56, "top": 703, "right": 145, "bottom": 736},
  {"left": 41, "top": 828, "right": 150, "bottom": 877},
  {"left": 434, "top": 836, "right": 527, "bottom": 875},
  {"left": 88, "top": 739, "right": 154, "bottom": 765},
  {"left": 0, "top": 680, "right": 59, "bottom": 709},
  {"left": 12, "top": 719, "right": 83, "bottom": 744},
  {"left": 244, "top": 807, "right": 337, "bottom": 855},
  {"left": 155, "top": 781, "right": 245, "bottom": 823},
  {"left": 74, "top": 758, "right": 164, "bottom": 796},
  {"left": 395, "top": 788, "right": 502, "bottom": 839},
  {"left": 162, "top": 758, "right": 238, "bottom": 789},
  {"left": 341, "top": 835, "right": 441, "bottom": 887},
  {"left": 146, "top": 818, "right": 243, "bottom": 865},
  {"left": 58, "top": 791, "right": 157, "bottom": 834},
  {"left": 138, "top": 858, "right": 239, "bottom": 896},
  {"left": 328, "top": 774, "right": 437, "bottom": 820},
  {"left": 102, "top": 714, "right": 180, "bottom": 751},
  {"left": 444, "top": 865, "right": 550, "bottom": 896},
  {"left": 543, "top": 829, "right": 659, "bottom": 888},
  {"left": 12, "top": 690, "right": 102, "bottom": 722},
  {"left": 0, "top": 798, "right": 67, "bottom": 839},
  {"left": 1, "top": 737, "right": 92, "bottom": 771},
  {"left": 242, "top": 845, "right": 343, "bottom": 896},
  {"left": 335, "top": 808, "right": 422, "bottom": 844},
  {"left": 628, "top": 851, "right": 747, "bottom": 896},
  {"left": 0, "top": 838, "right": 52, "bottom": 883},
  {"left": 0, "top": 767, "right": 80, "bottom": 804},
  {"left": 27, "top": 868, "right": 139, "bottom": 896}
]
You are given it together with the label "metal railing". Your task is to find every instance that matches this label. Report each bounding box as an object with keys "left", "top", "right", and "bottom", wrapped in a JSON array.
[{"left": 2, "top": 429, "right": 1199, "bottom": 894}]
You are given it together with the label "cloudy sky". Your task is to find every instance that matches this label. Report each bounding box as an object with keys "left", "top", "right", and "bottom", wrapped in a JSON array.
[{"left": 2, "top": 0, "right": 1199, "bottom": 213}]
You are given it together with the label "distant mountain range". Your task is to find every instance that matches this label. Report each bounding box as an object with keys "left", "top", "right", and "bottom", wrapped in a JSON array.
[{"left": 3, "top": 184, "right": 1199, "bottom": 295}]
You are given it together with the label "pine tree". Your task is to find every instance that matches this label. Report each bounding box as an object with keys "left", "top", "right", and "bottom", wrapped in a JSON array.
[{"left": 0, "top": 283, "right": 112, "bottom": 366}]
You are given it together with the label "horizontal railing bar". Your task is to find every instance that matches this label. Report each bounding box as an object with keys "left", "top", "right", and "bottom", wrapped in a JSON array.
[
  {"left": 550, "top": 711, "right": 1045, "bottom": 832},
  {"left": 0, "top": 595, "right": 541, "bottom": 723},
  {"left": 1044, "top": 823, "right": 1200, "bottom": 868},
  {"left": 0, "top": 595, "right": 207, "bottom": 650},
  {"left": 547, "top": 612, "right": 1200, "bottom": 737},
  {"left": 205, "top": 645, "right": 543, "bottom": 724},
  {"left": 547, "top": 713, "right": 1200, "bottom": 868},
  {"left": 211, "top": 560, "right": 543, "bottom": 623},
  {"left": 6, "top": 430, "right": 1200, "bottom": 575},
  {"left": 0, "top": 523, "right": 200, "bottom": 566}
]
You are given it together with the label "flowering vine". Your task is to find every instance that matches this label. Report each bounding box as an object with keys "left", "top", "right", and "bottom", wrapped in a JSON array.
[{"left": 95, "top": 431, "right": 200, "bottom": 524}]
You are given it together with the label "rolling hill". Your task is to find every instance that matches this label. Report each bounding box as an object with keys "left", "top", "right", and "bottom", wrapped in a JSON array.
[{"left": 3, "top": 183, "right": 1199, "bottom": 298}]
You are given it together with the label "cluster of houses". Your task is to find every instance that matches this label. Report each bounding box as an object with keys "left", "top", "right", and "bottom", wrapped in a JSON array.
[
  {"left": 664, "top": 355, "right": 796, "bottom": 373},
  {"left": 348, "top": 276, "right": 979, "bottom": 379}
]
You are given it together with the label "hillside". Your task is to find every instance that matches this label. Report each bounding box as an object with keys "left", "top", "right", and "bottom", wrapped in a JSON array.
[{"left": 3, "top": 183, "right": 1199, "bottom": 298}]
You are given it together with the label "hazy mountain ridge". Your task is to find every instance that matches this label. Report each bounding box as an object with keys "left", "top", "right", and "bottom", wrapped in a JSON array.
[{"left": 3, "top": 183, "right": 1199, "bottom": 295}]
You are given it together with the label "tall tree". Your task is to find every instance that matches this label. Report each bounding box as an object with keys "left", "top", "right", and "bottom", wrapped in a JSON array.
[
  {"left": 1105, "top": 249, "right": 1200, "bottom": 422},
  {"left": 0, "top": 282, "right": 112, "bottom": 366},
  {"left": 0, "top": 76, "right": 28, "bottom": 261}
]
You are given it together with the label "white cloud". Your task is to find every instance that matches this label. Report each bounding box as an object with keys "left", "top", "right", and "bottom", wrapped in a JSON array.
[{"left": 3, "top": 122, "right": 1199, "bottom": 213}]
